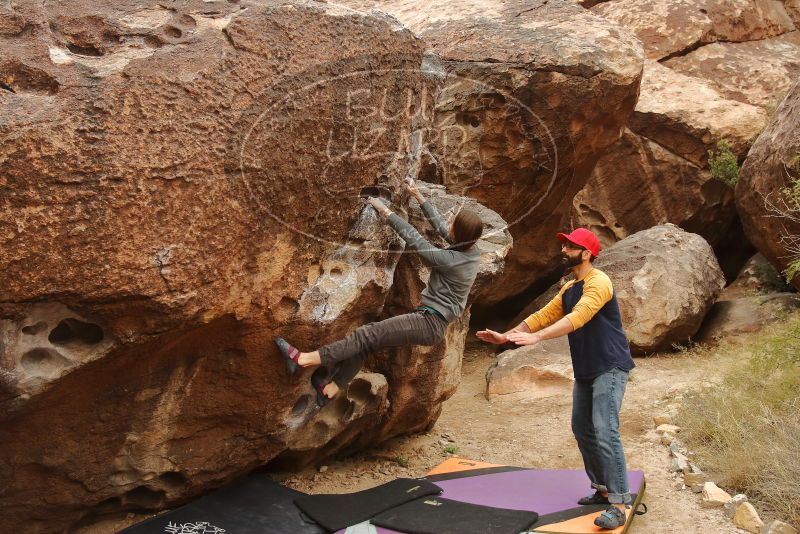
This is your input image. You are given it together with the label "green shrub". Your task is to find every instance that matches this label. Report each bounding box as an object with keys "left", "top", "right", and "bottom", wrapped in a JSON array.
[
  {"left": 708, "top": 140, "right": 740, "bottom": 187},
  {"left": 679, "top": 314, "right": 800, "bottom": 526}
]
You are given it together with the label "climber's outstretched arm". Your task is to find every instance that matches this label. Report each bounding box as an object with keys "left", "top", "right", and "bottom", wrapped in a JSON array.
[
  {"left": 366, "top": 196, "right": 455, "bottom": 267},
  {"left": 405, "top": 179, "right": 452, "bottom": 243}
]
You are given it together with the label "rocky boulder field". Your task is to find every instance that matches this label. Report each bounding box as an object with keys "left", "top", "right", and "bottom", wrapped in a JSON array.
[
  {"left": 1, "top": 0, "right": 799, "bottom": 532},
  {"left": 573, "top": 0, "right": 800, "bottom": 281}
]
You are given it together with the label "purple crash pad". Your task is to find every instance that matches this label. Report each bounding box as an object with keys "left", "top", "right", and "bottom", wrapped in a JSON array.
[
  {"left": 434, "top": 469, "right": 645, "bottom": 515},
  {"left": 336, "top": 469, "right": 645, "bottom": 533}
]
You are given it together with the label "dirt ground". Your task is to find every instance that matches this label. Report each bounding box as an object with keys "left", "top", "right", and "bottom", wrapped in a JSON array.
[{"left": 276, "top": 336, "right": 743, "bottom": 533}]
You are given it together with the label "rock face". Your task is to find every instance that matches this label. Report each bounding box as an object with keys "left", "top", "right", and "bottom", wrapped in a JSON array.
[
  {"left": 571, "top": 63, "right": 766, "bottom": 251},
  {"left": 572, "top": 128, "right": 735, "bottom": 247},
  {"left": 0, "top": 2, "right": 511, "bottom": 532},
  {"left": 665, "top": 32, "right": 800, "bottom": 110},
  {"left": 589, "top": 0, "right": 800, "bottom": 114},
  {"left": 513, "top": 225, "right": 725, "bottom": 354},
  {"left": 725, "top": 254, "right": 791, "bottom": 298},
  {"left": 628, "top": 62, "right": 767, "bottom": 167},
  {"left": 289, "top": 182, "right": 512, "bottom": 457},
  {"left": 788, "top": 1, "right": 800, "bottom": 26},
  {"left": 341, "top": 0, "right": 645, "bottom": 305},
  {"left": 593, "top": 0, "right": 796, "bottom": 60},
  {"left": 697, "top": 293, "right": 800, "bottom": 342},
  {"left": 485, "top": 338, "right": 573, "bottom": 400},
  {"left": 696, "top": 253, "right": 799, "bottom": 342},
  {"left": 737, "top": 79, "right": 800, "bottom": 290}
]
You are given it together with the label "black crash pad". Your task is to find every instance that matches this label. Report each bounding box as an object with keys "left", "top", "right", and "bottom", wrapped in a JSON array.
[
  {"left": 121, "top": 475, "right": 325, "bottom": 534},
  {"left": 294, "top": 478, "right": 442, "bottom": 532},
  {"left": 371, "top": 496, "right": 539, "bottom": 534}
]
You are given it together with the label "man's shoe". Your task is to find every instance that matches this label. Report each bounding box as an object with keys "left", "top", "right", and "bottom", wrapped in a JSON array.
[
  {"left": 594, "top": 506, "right": 627, "bottom": 530},
  {"left": 578, "top": 491, "right": 610, "bottom": 505}
]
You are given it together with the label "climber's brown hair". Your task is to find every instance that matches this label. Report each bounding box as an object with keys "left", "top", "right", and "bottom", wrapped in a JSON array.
[{"left": 451, "top": 209, "right": 483, "bottom": 251}]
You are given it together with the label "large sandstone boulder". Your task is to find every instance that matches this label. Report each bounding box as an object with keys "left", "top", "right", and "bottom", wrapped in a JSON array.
[
  {"left": 628, "top": 61, "right": 768, "bottom": 167},
  {"left": 572, "top": 128, "right": 734, "bottom": 247},
  {"left": 341, "top": 0, "right": 645, "bottom": 306},
  {"left": 485, "top": 337, "right": 573, "bottom": 400},
  {"left": 736, "top": 79, "right": 800, "bottom": 290},
  {"left": 277, "top": 182, "right": 512, "bottom": 462},
  {"left": 571, "top": 129, "right": 738, "bottom": 249},
  {"left": 512, "top": 224, "right": 725, "bottom": 354},
  {"left": 572, "top": 62, "right": 766, "bottom": 257},
  {"left": 0, "top": 2, "right": 510, "bottom": 531},
  {"left": 665, "top": 32, "right": 800, "bottom": 110},
  {"left": 592, "top": 0, "right": 796, "bottom": 60},
  {"left": 592, "top": 224, "right": 725, "bottom": 352}
]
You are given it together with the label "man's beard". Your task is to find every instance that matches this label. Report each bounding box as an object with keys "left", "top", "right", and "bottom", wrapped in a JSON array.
[{"left": 561, "top": 253, "right": 582, "bottom": 268}]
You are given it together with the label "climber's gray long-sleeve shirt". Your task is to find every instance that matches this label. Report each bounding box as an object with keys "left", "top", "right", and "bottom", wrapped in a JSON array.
[{"left": 387, "top": 201, "right": 481, "bottom": 322}]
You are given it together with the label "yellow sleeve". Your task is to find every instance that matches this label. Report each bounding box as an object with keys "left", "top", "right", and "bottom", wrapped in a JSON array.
[
  {"left": 564, "top": 270, "right": 613, "bottom": 330},
  {"left": 523, "top": 283, "right": 570, "bottom": 332}
]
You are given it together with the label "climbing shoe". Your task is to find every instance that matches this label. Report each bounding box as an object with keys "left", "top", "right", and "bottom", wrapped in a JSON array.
[
  {"left": 274, "top": 337, "right": 301, "bottom": 376},
  {"left": 578, "top": 491, "right": 610, "bottom": 505},
  {"left": 594, "top": 506, "right": 627, "bottom": 530},
  {"left": 311, "top": 366, "right": 335, "bottom": 408}
]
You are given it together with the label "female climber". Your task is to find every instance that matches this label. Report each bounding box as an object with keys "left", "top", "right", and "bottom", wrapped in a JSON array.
[{"left": 275, "top": 179, "right": 483, "bottom": 406}]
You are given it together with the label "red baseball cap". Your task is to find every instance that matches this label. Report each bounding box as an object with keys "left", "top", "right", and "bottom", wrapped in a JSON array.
[{"left": 556, "top": 228, "right": 600, "bottom": 257}]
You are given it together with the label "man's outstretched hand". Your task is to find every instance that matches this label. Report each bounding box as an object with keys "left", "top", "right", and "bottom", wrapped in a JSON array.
[
  {"left": 476, "top": 329, "right": 508, "bottom": 345},
  {"left": 506, "top": 332, "right": 543, "bottom": 346}
]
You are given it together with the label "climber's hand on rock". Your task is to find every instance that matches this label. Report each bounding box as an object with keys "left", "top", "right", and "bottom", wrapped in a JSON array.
[
  {"left": 405, "top": 178, "right": 424, "bottom": 203},
  {"left": 367, "top": 197, "right": 391, "bottom": 218},
  {"left": 322, "top": 381, "right": 339, "bottom": 399}
]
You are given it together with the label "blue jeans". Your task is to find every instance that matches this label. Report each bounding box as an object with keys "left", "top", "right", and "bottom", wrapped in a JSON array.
[{"left": 571, "top": 367, "right": 631, "bottom": 505}]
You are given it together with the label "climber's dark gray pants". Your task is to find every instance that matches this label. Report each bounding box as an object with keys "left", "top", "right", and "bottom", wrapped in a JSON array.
[{"left": 319, "top": 310, "right": 448, "bottom": 388}]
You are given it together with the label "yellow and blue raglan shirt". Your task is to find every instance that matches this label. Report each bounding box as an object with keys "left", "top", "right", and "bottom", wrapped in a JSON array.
[{"left": 524, "top": 268, "right": 634, "bottom": 380}]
